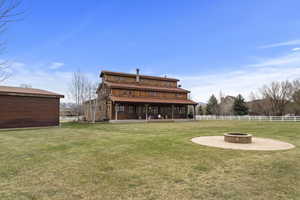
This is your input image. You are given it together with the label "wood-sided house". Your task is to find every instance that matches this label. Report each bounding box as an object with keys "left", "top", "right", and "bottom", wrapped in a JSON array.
[{"left": 88, "top": 69, "right": 197, "bottom": 121}]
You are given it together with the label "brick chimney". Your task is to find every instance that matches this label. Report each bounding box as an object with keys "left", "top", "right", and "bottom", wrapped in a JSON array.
[{"left": 136, "top": 68, "right": 140, "bottom": 83}]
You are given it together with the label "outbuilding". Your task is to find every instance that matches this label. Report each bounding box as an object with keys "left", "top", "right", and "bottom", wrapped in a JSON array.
[{"left": 0, "top": 86, "right": 64, "bottom": 129}]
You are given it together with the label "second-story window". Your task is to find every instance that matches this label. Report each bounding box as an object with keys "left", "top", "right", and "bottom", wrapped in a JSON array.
[
  {"left": 149, "top": 91, "right": 157, "bottom": 97},
  {"left": 117, "top": 77, "right": 124, "bottom": 82},
  {"left": 122, "top": 90, "right": 128, "bottom": 96},
  {"left": 121, "top": 90, "right": 134, "bottom": 96},
  {"left": 176, "top": 93, "right": 182, "bottom": 98}
]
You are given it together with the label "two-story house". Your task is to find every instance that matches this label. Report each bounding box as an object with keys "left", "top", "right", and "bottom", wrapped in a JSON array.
[{"left": 91, "top": 69, "right": 197, "bottom": 121}]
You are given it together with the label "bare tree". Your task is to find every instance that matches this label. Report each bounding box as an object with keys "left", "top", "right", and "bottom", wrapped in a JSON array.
[
  {"left": 85, "top": 81, "right": 98, "bottom": 122},
  {"left": 68, "top": 70, "right": 89, "bottom": 120},
  {"left": 0, "top": 0, "right": 22, "bottom": 82},
  {"left": 287, "top": 79, "right": 300, "bottom": 115},
  {"left": 219, "top": 95, "right": 235, "bottom": 115},
  {"left": 248, "top": 91, "right": 271, "bottom": 115},
  {"left": 292, "top": 79, "right": 300, "bottom": 104},
  {"left": 260, "top": 81, "right": 293, "bottom": 116},
  {"left": 0, "top": 62, "right": 10, "bottom": 82}
]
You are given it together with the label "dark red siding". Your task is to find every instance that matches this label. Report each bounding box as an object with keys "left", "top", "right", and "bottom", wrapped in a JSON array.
[{"left": 0, "top": 95, "right": 60, "bottom": 129}]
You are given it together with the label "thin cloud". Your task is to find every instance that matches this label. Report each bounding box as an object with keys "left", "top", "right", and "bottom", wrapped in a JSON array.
[
  {"left": 49, "top": 62, "right": 64, "bottom": 70},
  {"left": 259, "top": 39, "right": 300, "bottom": 49},
  {"left": 248, "top": 51, "right": 300, "bottom": 68},
  {"left": 292, "top": 47, "right": 300, "bottom": 51}
]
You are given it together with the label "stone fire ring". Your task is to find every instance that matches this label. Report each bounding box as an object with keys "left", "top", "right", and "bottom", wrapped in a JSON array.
[{"left": 191, "top": 136, "right": 295, "bottom": 151}]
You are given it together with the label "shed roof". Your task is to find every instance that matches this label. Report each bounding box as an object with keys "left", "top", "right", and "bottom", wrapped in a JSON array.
[
  {"left": 104, "top": 81, "right": 190, "bottom": 93},
  {"left": 110, "top": 96, "right": 197, "bottom": 105},
  {"left": 0, "top": 86, "right": 64, "bottom": 98}
]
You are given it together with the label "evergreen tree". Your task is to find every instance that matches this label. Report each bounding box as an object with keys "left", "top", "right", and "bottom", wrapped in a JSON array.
[
  {"left": 206, "top": 94, "right": 219, "bottom": 115},
  {"left": 233, "top": 94, "right": 249, "bottom": 115},
  {"left": 198, "top": 105, "right": 204, "bottom": 115}
]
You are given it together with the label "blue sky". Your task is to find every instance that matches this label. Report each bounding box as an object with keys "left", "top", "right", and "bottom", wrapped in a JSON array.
[{"left": 3, "top": 0, "right": 300, "bottom": 102}]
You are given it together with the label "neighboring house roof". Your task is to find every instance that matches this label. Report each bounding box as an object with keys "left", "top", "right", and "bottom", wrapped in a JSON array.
[
  {"left": 100, "top": 70, "right": 179, "bottom": 82},
  {"left": 110, "top": 96, "right": 197, "bottom": 105},
  {"left": 104, "top": 81, "right": 190, "bottom": 93},
  {"left": 0, "top": 86, "right": 64, "bottom": 98}
]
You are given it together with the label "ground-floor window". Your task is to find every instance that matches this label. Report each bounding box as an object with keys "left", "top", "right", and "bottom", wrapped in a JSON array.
[
  {"left": 174, "top": 106, "right": 186, "bottom": 114},
  {"left": 137, "top": 106, "right": 142, "bottom": 114},
  {"left": 117, "top": 105, "right": 125, "bottom": 112},
  {"left": 179, "top": 106, "right": 186, "bottom": 114},
  {"left": 160, "top": 106, "right": 171, "bottom": 113},
  {"left": 128, "top": 105, "right": 135, "bottom": 113},
  {"left": 149, "top": 106, "right": 159, "bottom": 114}
]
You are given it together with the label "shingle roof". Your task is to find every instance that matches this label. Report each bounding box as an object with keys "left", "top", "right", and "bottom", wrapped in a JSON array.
[
  {"left": 105, "top": 81, "right": 190, "bottom": 93},
  {"left": 110, "top": 96, "right": 197, "bottom": 105},
  {"left": 100, "top": 70, "right": 179, "bottom": 81},
  {"left": 0, "top": 86, "right": 64, "bottom": 98}
]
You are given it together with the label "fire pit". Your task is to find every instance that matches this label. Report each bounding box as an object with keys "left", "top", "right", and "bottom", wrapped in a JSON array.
[{"left": 224, "top": 133, "right": 252, "bottom": 144}]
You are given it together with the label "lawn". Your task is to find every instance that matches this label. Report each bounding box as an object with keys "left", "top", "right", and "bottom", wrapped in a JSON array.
[{"left": 0, "top": 121, "right": 299, "bottom": 200}]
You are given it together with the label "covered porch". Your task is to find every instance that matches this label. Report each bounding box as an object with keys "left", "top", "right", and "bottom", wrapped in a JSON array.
[{"left": 110, "top": 96, "right": 197, "bottom": 121}]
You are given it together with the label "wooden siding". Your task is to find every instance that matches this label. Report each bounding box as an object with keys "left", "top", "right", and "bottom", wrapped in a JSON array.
[
  {"left": 111, "top": 88, "right": 187, "bottom": 99},
  {"left": 104, "top": 74, "right": 177, "bottom": 88},
  {"left": 0, "top": 95, "right": 60, "bottom": 129}
]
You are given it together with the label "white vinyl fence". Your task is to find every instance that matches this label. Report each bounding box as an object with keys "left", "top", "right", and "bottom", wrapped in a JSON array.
[
  {"left": 60, "top": 116, "right": 84, "bottom": 122},
  {"left": 196, "top": 115, "right": 300, "bottom": 122}
]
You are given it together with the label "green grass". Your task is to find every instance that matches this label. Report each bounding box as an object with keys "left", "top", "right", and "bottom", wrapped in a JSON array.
[{"left": 0, "top": 121, "right": 299, "bottom": 200}]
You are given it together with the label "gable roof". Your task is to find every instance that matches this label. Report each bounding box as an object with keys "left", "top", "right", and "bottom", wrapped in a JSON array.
[
  {"left": 104, "top": 81, "right": 190, "bottom": 93},
  {"left": 100, "top": 70, "right": 179, "bottom": 82},
  {"left": 0, "top": 86, "right": 64, "bottom": 98}
]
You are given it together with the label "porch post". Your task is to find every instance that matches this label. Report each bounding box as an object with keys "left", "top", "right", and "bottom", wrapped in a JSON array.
[
  {"left": 186, "top": 105, "right": 189, "bottom": 119},
  {"left": 193, "top": 105, "right": 196, "bottom": 120},
  {"left": 171, "top": 104, "right": 174, "bottom": 119},
  {"left": 93, "top": 98, "right": 98, "bottom": 123},
  {"left": 115, "top": 103, "right": 118, "bottom": 120},
  {"left": 145, "top": 104, "right": 148, "bottom": 120}
]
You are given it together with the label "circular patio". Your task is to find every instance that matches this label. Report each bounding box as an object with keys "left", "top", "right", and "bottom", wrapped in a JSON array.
[{"left": 191, "top": 136, "right": 295, "bottom": 151}]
